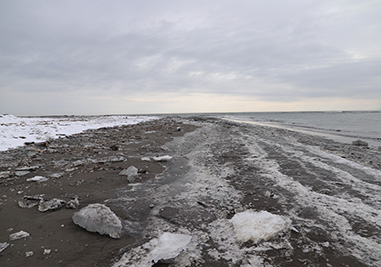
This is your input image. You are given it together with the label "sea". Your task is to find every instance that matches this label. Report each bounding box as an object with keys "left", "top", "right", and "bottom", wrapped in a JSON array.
[{"left": 172, "top": 110, "right": 381, "bottom": 148}]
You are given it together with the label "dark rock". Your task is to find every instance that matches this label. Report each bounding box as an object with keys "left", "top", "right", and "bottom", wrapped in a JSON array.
[{"left": 352, "top": 140, "right": 368, "bottom": 147}]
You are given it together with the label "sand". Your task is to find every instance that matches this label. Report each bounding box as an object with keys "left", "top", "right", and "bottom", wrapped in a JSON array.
[{"left": 1, "top": 117, "right": 380, "bottom": 266}]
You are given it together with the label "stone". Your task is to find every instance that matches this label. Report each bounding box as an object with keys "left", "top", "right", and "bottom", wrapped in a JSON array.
[
  {"left": 72, "top": 204, "right": 123, "bottom": 239},
  {"left": 38, "top": 198, "right": 66, "bottom": 212},
  {"left": 352, "top": 140, "right": 368, "bottom": 147},
  {"left": 9, "top": 230, "right": 30, "bottom": 241}
]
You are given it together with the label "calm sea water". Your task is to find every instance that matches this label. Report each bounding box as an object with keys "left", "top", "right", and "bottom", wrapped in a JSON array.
[
  {"left": 219, "top": 111, "right": 381, "bottom": 147},
  {"left": 170, "top": 111, "right": 381, "bottom": 147}
]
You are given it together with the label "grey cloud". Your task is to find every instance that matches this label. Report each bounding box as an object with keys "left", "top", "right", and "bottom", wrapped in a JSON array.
[{"left": 1, "top": 0, "right": 380, "bottom": 114}]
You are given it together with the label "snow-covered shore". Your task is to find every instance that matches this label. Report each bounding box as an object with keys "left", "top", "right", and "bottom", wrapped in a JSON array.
[{"left": 0, "top": 114, "right": 157, "bottom": 151}]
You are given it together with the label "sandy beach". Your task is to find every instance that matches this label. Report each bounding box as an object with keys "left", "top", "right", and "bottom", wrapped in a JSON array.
[{"left": 1, "top": 117, "right": 380, "bottom": 266}]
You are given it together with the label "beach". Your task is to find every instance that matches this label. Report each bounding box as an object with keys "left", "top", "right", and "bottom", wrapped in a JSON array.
[{"left": 1, "top": 117, "right": 380, "bottom": 266}]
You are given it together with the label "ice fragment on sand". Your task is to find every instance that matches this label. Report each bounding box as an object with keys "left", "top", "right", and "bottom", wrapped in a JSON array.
[
  {"left": 0, "top": 242, "right": 9, "bottom": 253},
  {"left": 26, "top": 176, "right": 49, "bottom": 183},
  {"left": 9, "top": 230, "right": 30, "bottom": 241},
  {"left": 18, "top": 199, "right": 39, "bottom": 209},
  {"left": 230, "top": 210, "right": 291, "bottom": 243},
  {"left": 119, "top": 166, "right": 139, "bottom": 182},
  {"left": 152, "top": 155, "right": 173, "bottom": 162},
  {"left": 66, "top": 196, "right": 80, "bottom": 209},
  {"left": 112, "top": 232, "right": 191, "bottom": 267},
  {"left": 72, "top": 204, "right": 122, "bottom": 239},
  {"left": 141, "top": 157, "right": 151, "bottom": 162},
  {"left": 38, "top": 198, "right": 66, "bottom": 212}
]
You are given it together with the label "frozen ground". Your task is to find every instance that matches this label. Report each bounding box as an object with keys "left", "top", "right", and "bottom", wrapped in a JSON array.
[
  {"left": 0, "top": 114, "right": 157, "bottom": 151},
  {"left": 109, "top": 117, "right": 381, "bottom": 266}
]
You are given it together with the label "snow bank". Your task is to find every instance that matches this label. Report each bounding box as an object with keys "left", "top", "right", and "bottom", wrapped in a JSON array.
[
  {"left": 0, "top": 114, "right": 157, "bottom": 151},
  {"left": 113, "top": 232, "right": 192, "bottom": 267},
  {"left": 230, "top": 210, "right": 291, "bottom": 243}
]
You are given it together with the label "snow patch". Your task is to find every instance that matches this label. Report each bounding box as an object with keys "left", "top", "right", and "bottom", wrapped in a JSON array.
[{"left": 0, "top": 114, "right": 157, "bottom": 151}]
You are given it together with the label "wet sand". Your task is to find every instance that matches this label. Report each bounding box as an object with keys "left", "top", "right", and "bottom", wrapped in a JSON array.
[{"left": 1, "top": 117, "right": 380, "bottom": 266}]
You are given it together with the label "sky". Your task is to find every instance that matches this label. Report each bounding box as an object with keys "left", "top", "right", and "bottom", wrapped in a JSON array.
[{"left": 0, "top": 0, "right": 380, "bottom": 115}]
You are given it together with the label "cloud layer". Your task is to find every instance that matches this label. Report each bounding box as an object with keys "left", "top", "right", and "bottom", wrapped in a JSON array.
[{"left": 1, "top": 0, "right": 380, "bottom": 115}]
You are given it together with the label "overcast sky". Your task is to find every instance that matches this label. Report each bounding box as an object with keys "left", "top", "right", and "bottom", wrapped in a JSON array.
[{"left": 1, "top": 0, "right": 380, "bottom": 115}]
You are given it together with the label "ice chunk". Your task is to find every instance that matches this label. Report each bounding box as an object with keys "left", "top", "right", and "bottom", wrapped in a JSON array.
[
  {"left": 112, "top": 232, "right": 192, "bottom": 267},
  {"left": 152, "top": 155, "right": 173, "bottom": 162},
  {"left": 0, "top": 242, "right": 9, "bottom": 253},
  {"left": 119, "top": 166, "right": 139, "bottom": 182},
  {"left": 141, "top": 157, "right": 151, "bottom": 162},
  {"left": 38, "top": 198, "right": 66, "bottom": 212},
  {"left": 230, "top": 210, "right": 291, "bottom": 243},
  {"left": 72, "top": 204, "right": 122, "bottom": 239},
  {"left": 26, "top": 176, "right": 49, "bottom": 183},
  {"left": 148, "top": 232, "right": 192, "bottom": 264},
  {"left": 9, "top": 230, "right": 30, "bottom": 241}
]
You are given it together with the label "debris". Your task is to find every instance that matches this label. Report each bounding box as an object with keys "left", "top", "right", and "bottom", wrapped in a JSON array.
[
  {"left": 38, "top": 198, "right": 66, "bottom": 212},
  {"left": 43, "top": 249, "right": 52, "bottom": 255},
  {"left": 26, "top": 176, "right": 49, "bottom": 183},
  {"left": 72, "top": 204, "right": 123, "bottom": 239},
  {"left": 152, "top": 155, "right": 173, "bottom": 162},
  {"left": 9, "top": 230, "right": 30, "bottom": 241},
  {"left": 0, "top": 242, "right": 9, "bottom": 253}
]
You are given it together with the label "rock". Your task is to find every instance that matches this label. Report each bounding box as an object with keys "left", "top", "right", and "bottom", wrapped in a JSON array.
[
  {"left": 0, "top": 242, "right": 9, "bottom": 253},
  {"left": 110, "top": 144, "right": 119, "bottom": 151},
  {"left": 43, "top": 249, "right": 52, "bottom": 255},
  {"left": 66, "top": 196, "right": 80, "bottom": 209},
  {"left": 352, "top": 140, "right": 368, "bottom": 147},
  {"left": 72, "top": 204, "right": 123, "bottom": 239},
  {"left": 9, "top": 230, "right": 30, "bottom": 241},
  {"left": 26, "top": 176, "right": 49, "bottom": 183},
  {"left": 152, "top": 155, "right": 173, "bottom": 162},
  {"left": 176, "top": 127, "right": 181, "bottom": 131},
  {"left": 38, "top": 198, "right": 66, "bottom": 212},
  {"left": 119, "top": 166, "right": 139, "bottom": 182}
]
